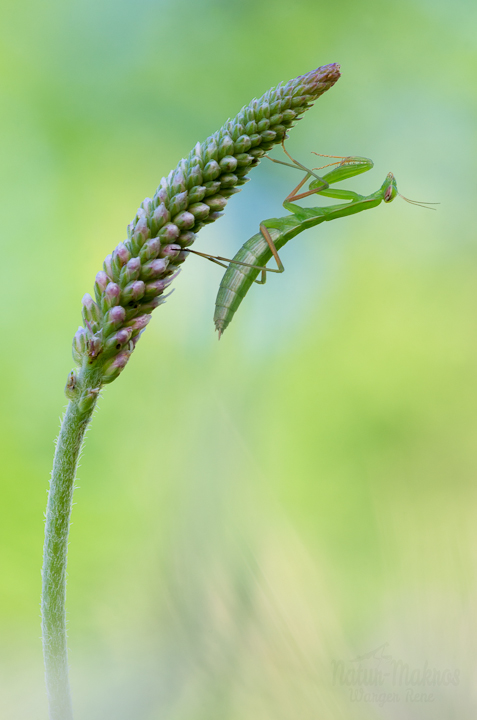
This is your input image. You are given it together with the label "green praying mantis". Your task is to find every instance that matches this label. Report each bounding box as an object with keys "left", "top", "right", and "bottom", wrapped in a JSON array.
[{"left": 185, "top": 142, "right": 436, "bottom": 337}]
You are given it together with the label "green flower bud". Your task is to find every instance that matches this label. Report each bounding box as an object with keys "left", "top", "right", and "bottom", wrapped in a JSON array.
[
  {"left": 188, "top": 185, "right": 207, "bottom": 203},
  {"left": 178, "top": 231, "right": 195, "bottom": 247},
  {"left": 235, "top": 153, "right": 253, "bottom": 167},
  {"left": 186, "top": 164, "right": 203, "bottom": 189},
  {"left": 78, "top": 387, "right": 100, "bottom": 412},
  {"left": 202, "top": 161, "right": 221, "bottom": 182},
  {"left": 260, "top": 129, "right": 276, "bottom": 143},
  {"left": 220, "top": 174, "right": 238, "bottom": 188},
  {"left": 204, "top": 181, "right": 221, "bottom": 196},
  {"left": 188, "top": 202, "right": 210, "bottom": 221},
  {"left": 248, "top": 133, "right": 262, "bottom": 147},
  {"left": 219, "top": 156, "right": 238, "bottom": 172},
  {"left": 218, "top": 135, "right": 234, "bottom": 158},
  {"left": 204, "top": 195, "right": 227, "bottom": 212},
  {"left": 273, "top": 124, "right": 286, "bottom": 138},
  {"left": 257, "top": 102, "right": 270, "bottom": 121},
  {"left": 169, "top": 191, "right": 189, "bottom": 216},
  {"left": 220, "top": 187, "right": 241, "bottom": 198},
  {"left": 233, "top": 135, "right": 252, "bottom": 154}
]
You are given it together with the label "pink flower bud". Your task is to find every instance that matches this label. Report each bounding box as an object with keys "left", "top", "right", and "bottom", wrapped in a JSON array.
[
  {"left": 140, "top": 258, "right": 169, "bottom": 280},
  {"left": 129, "top": 314, "right": 151, "bottom": 332},
  {"left": 81, "top": 294, "right": 101, "bottom": 328},
  {"left": 141, "top": 197, "right": 153, "bottom": 215},
  {"left": 112, "top": 352, "right": 130, "bottom": 369},
  {"left": 103, "top": 254, "right": 113, "bottom": 277},
  {"left": 144, "top": 271, "right": 178, "bottom": 297},
  {"left": 139, "top": 237, "right": 161, "bottom": 263},
  {"left": 107, "top": 306, "right": 126, "bottom": 324},
  {"left": 105, "top": 282, "right": 120, "bottom": 301},
  {"left": 72, "top": 326, "right": 88, "bottom": 363},
  {"left": 101, "top": 282, "right": 121, "bottom": 313},
  {"left": 95, "top": 271, "right": 109, "bottom": 292},
  {"left": 173, "top": 211, "right": 195, "bottom": 230},
  {"left": 171, "top": 169, "right": 186, "bottom": 194},
  {"left": 102, "top": 351, "right": 131, "bottom": 384},
  {"left": 152, "top": 203, "right": 170, "bottom": 233},
  {"left": 159, "top": 244, "right": 181, "bottom": 260},
  {"left": 120, "top": 257, "right": 141, "bottom": 285},
  {"left": 82, "top": 293, "right": 94, "bottom": 310},
  {"left": 113, "top": 243, "right": 130, "bottom": 267},
  {"left": 115, "top": 328, "right": 133, "bottom": 345},
  {"left": 132, "top": 211, "right": 150, "bottom": 245},
  {"left": 127, "top": 257, "right": 141, "bottom": 272},
  {"left": 155, "top": 186, "right": 169, "bottom": 205},
  {"left": 158, "top": 223, "right": 180, "bottom": 242},
  {"left": 104, "top": 327, "right": 133, "bottom": 356},
  {"left": 133, "top": 281, "right": 146, "bottom": 301}
]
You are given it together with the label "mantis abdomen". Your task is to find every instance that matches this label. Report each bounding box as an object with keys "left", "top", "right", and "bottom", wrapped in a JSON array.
[{"left": 214, "top": 217, "right": 308, "bottom": 335}]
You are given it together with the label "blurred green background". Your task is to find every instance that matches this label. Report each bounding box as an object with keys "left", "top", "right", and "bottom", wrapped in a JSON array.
[{"left": 1, "top": 0, "right": 476, "bottom": 717}]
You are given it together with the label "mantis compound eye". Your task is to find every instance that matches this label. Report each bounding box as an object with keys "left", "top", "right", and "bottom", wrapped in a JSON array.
[{"left": 384, "top": 184, "right": 394, "bottom": 202}]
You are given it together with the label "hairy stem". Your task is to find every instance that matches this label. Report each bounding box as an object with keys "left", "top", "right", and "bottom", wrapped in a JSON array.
[{"left": 41, "top": 368, "right": 101, "bottom": 719}]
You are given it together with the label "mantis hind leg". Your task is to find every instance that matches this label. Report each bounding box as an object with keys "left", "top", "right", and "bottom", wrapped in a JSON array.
[
  {"left": 185, "top": 224, "right": 285, "bottom": 285},
  {"left": 254, "top": 224, "right": 285, "bottom": 284}
]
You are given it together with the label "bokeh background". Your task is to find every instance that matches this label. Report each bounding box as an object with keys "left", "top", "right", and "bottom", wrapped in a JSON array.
[{"left": 1, "top": 0, "right": 476, "bottom": 717}]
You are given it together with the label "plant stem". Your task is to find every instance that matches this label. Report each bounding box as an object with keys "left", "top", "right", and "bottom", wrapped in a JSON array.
[{"left": 41, "top": 368, "right": 100, "bottom": 719}]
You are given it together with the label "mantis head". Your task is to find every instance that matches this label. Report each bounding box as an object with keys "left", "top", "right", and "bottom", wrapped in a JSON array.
[
  {"left": 383, "top": 173, "right": 398, "bottom": 203},
  {"left": 383, "top": 172, "right": 438, "bottom": 210}
]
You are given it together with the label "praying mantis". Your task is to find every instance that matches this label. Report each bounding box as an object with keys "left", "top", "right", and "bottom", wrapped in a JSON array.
[{"left": 185, "top": 142, "right": 436, "bottom": 337}]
